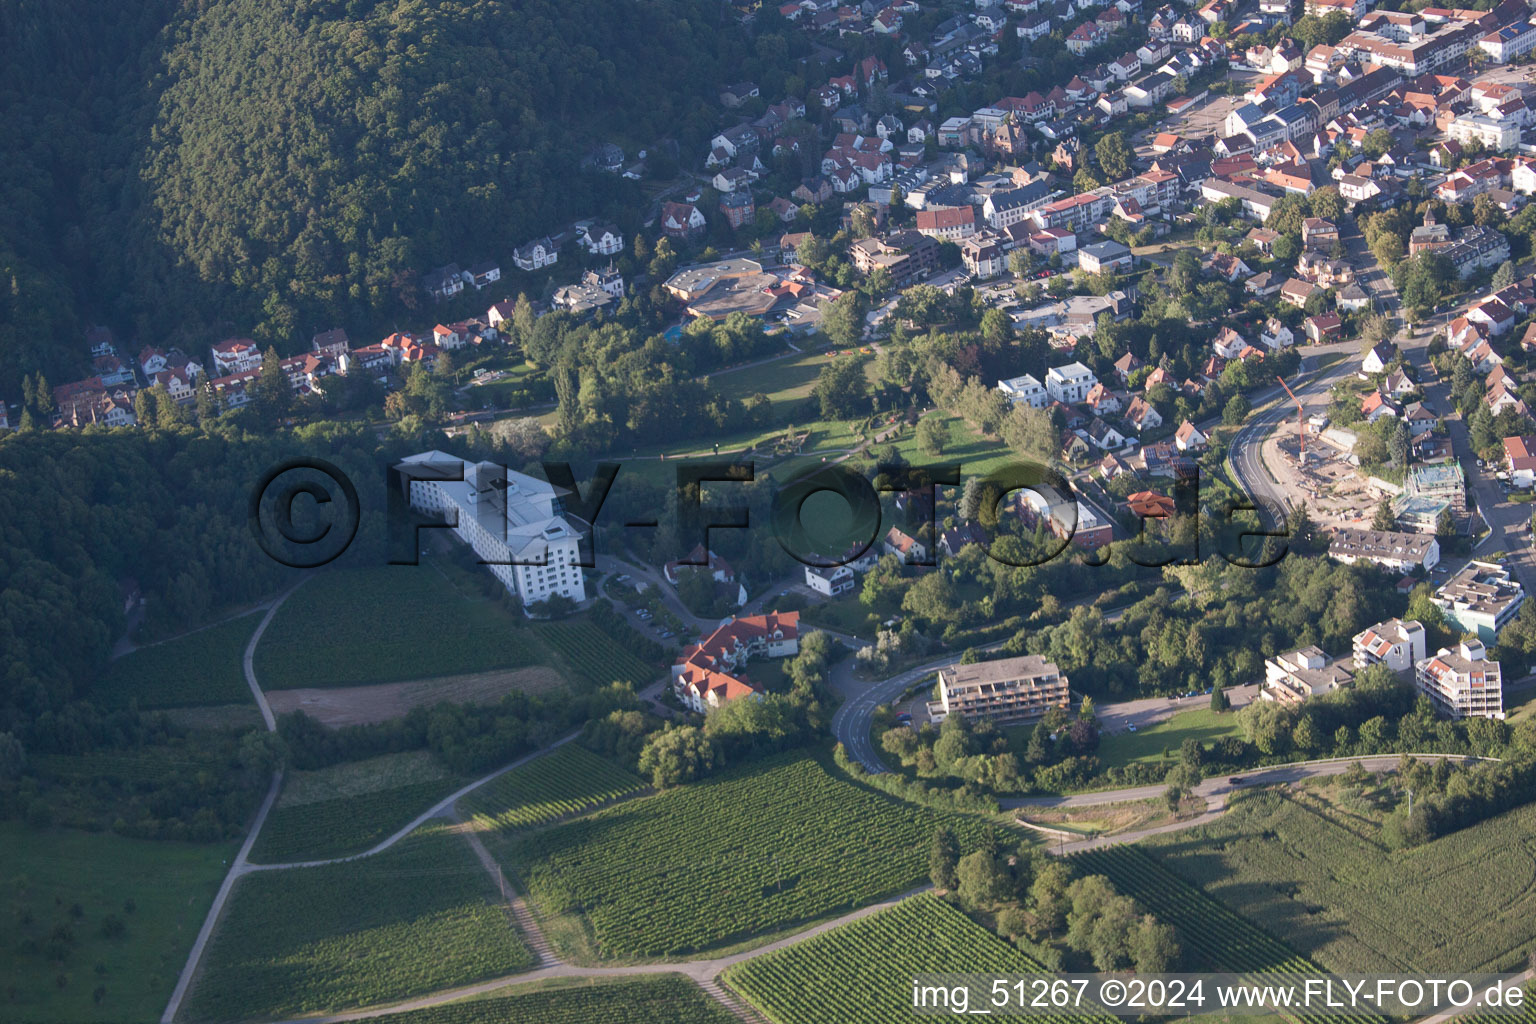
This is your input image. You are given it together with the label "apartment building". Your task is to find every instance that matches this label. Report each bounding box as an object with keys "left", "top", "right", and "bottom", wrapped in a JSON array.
[
  {"left": 1352, "top": 618, "right": 1427, "bottom": 674},
  {"left": 400, "top": 451, "right": 587, "bottom": 607},
  {"left": 1045, "top": 361, "right": 1098, "bottom": 404},
  {"left": 1416, "top": 640, "right": 1505, "bottom": 719},
  {"left": 931, "top": 654, "right": 1071, "bottom": 723},
  {"left": 997, "top": 373, "right": 1048, "bottom": 408},
  {"left": 1327, "top": 528, "right": 1440, "bottom": 574},
  {"left": 1432, "top": 561, "right": 1524, "bottom": 642},
  {"left": 1263, "top": 646, "right": 1355, "bottom": 705}
]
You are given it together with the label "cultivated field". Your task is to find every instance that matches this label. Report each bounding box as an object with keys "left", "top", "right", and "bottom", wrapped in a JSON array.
[
  {"left": 0, "top": 822, "right": 233, "bottom": 1023},
  {"left": 1070, "top": 844, "right": 1392, "bottom": 1024},
  {"left": 255, "top": 567, "right": 539, "bottom": 690},
  {"left": 340, "top": 976, "right": 737, "bottom": 1024},
  {"left": 725, "top": 894, "right": 1114, "bottom": 1024},
  {"left": 461, "top": 744, "right": 646, "bottom": 832},
  {"left": 256, "top": 566, "right": 655, "bottom": 694},
  {"left": 500, "top": 753, "right": 1001, "bottom": 961},
  {"left": 185, "top": 826, "right": 533, "bottom": 1021},
  {"left": 89, "top": 612, "right": 259, "bottom": 709},
  {"left": 249, "top": 751, "right": 466, "bottom": 863},
  {"left": 1141, "top": 789, "right": 1536, "bottom": 974},
  {"left": 534, "top": 623, "right": 655, "bottom": 689}
]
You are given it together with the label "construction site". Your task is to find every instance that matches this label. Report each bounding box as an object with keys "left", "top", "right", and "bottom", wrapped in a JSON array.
[
  {"left": 1258, "top": 376, "right": 1392, "bottom": 530},
  {"left": 1267, "top": 427, "right": 1390, "bottom": 529}
]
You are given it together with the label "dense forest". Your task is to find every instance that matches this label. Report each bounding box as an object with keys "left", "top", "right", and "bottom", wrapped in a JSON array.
[{"left": 0, "top": 0, "right": 756, "bottom": 395}]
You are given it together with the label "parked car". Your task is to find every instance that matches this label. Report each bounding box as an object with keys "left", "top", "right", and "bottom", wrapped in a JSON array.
[
  {"left": 1229, "top": 776, "right": 1246, "bottom": 786},
  {"left": 1127, "top": 723, "right": 1138, "bottom": 732}
]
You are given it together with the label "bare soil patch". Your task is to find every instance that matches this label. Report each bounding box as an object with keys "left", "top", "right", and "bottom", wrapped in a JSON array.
[{"left": 265, "top": 666, "right": 566, "bottom": 726}]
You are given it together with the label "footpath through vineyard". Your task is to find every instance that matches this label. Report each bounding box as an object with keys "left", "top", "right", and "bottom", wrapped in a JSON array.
[{"left": 163, "top": 594, "right": 1513, "bottom": 1024}]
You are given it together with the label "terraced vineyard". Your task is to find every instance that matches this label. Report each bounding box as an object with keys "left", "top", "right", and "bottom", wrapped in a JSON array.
[
  {"left": 1071, "top": 845, "right": 1391, "bottom": 1024},
  {"left": 502, "top": 753, "right": 1000, "bottom": 960},
  {"left": 343, "top": 976, "right": 737, "bottom": 1024},
  {"left": 90, "top": 612, "right": 259, "bottom": 709},
  {"left": 461, "top": 744, "right": 646, "bottom": 831},
  {"left": 185, "top": 826, "right": 534, "bottom": 1021},
  {"left": 539, "top": 622, "right": 655, "bottom": 688},
  {"left": 726, "top": 894, "right": 1117, "bottom": 1024}
]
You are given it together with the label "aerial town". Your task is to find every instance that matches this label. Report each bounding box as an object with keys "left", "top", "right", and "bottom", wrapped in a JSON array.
[{"left": 11, "top": 0, "right": 1536, "bottom": 1022}]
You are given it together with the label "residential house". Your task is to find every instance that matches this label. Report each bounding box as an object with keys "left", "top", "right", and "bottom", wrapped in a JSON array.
[{"left": 1352, "top": 618, "right": 1427, "bottom": 673}]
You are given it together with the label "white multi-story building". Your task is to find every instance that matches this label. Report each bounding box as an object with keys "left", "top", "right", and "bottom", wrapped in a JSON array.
[
  {"left": 1352, "top": 618, "right": 1426, "bottom": 674},
  {"left": 1327, "top": 528, "right": 1440, "bottom": 574},
  {"left": 399, "top": 451, "right": 587, "bottom": 608},
  {"left": 931, "top": 654, "right": 1071, "bottom": 724},
  {"left": 1416, "top": 640, "right": 1505, "bottom": 719},
  {"left": 998, "top": 373, "right": 1048, "bottom": 408},
  {"left": 1262, "top": 646, "right": 1354, "bottom": 704},
  {"left": 1433, "top": 561, "right": 1523, "bottom": 642},
  {"left": 1479, "top": 21, "right": 1536, "bottom": 63},
  {"left": 1447, "top": 113, "right": 1521, "bottom": 152},
  {"left": 1045, "top": 362, "right": 1098, "bottom": 404}
]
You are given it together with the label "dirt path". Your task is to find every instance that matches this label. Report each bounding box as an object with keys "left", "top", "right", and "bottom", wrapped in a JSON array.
[
  {"left": 160, "top": 577, "right": 314, "bottom": 1022},
  {"left": 263, "top": 886, "right": 933, "bottom": 1024},
  {"left": 244, "top": 732, "right": 582, "bottom": 873},
  {"left": 264, "top": 667, "right": 565, "bottom": 728}
]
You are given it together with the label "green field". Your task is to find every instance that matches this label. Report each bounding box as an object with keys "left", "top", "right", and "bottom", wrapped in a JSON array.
[
  {"left": 0, "top": 823, "right": 234, "bottom": 1023},
  {"left": 501, "top": 752, "right": 1001, "bottom": 961},
  {"left": 250, "top": 751, "right": 466, "bottom": 863},
  {"left": 462, "top": 744, "right": 645, "bottom": 831},
  {"left": 726, "top": 894, "right": 1114, "bottom": 1024},
  {"left": 186, "top": 826, "right": 534, "bottom": 1021},
  {"left": 1095, "top": 707, "right": 1243, "bottom": 770},
  {"left": 89, "top": 612, "right": 260, "bottom": 709},
  {"left": 342, "top": 976, "right": 737, "bottom": 1024},
  {"left": 256, "top": 567, "right": 539, "bottom": 689},
  {"left": 708, "top": 347, "right": 840, "bottom": 414},
  {"left": 874, "top": 413, "right": 1016, "bottom": 476},
  {"left": 1140, "top": 788, "right": 1536, "bottom": 974},
  {"left": 254, "top": 566, "right": 658, "bottom": 692}
]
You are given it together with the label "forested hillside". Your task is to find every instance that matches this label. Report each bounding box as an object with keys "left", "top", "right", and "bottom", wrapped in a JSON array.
[
  {"left": 0, "top": 0, "right": 176, "bottom": 395},
  {"left": 0, "top": 0, "right": 751, "bottom": 391}
]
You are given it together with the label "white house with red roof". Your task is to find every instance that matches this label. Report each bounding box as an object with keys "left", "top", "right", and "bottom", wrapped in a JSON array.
[
  {"left": 1504, "top": 434, "right": 1536, "bottom": 487},
  {"left": 884, "top": 526, "right": 928, "bottom": 563},
  {"left": 1174, "top": 419, "right": 1208, "bottom": 451},
  {"left": 211, "top": 337, "right": 262, "bottom": 376},
  {"left": 672, "top": 611, "right": 801, "bottom": 713}
]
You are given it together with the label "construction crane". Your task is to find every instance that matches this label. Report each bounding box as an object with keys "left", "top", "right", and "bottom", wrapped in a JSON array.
[{"left": 1276, "top": 375, "right": 1306, "bottom": 465}]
